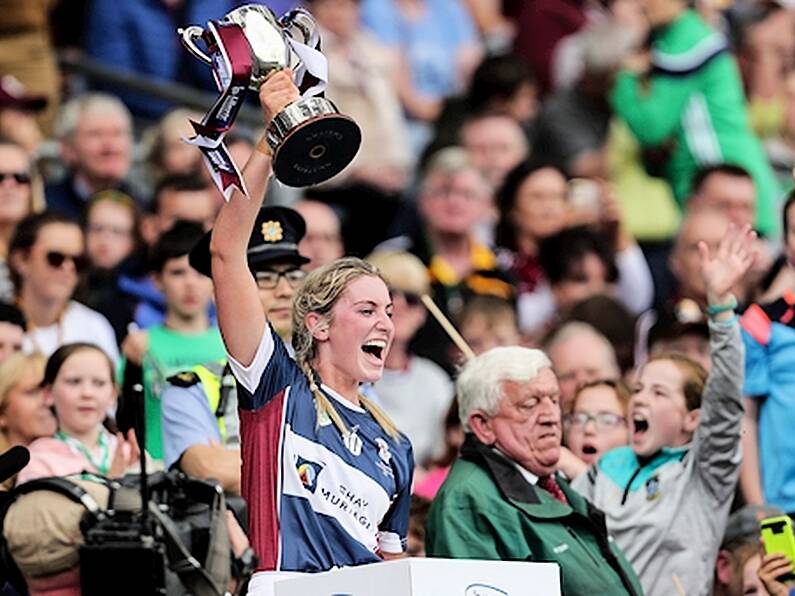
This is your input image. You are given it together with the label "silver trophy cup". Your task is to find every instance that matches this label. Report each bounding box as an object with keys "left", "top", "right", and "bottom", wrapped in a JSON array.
[{"left": 179, "top": 4, "right": 361, "bottom": 187}]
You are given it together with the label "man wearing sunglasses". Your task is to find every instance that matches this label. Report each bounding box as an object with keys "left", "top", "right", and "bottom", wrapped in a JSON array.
[{"left": 158, "top": 207, "right": 311, "bottom": 493}]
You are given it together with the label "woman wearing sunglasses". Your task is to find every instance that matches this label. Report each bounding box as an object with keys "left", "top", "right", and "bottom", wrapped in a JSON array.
[
  {"left": 0, "top": 139, "right": 42, "bottom": 303},
  {"left": 8, "top": 211, "right": 119, "bottom": 362},
  {"left": 367, "top": 250, "right": 455, "bottom": 469}
]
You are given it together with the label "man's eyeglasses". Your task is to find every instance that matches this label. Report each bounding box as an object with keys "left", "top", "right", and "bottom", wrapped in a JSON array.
[
  {"left": 564, "top": 412, "right": 627, "bottom": 431},
  {"left": 45, "top": 251, "right": 89, "bottom": 273},
  {"left": 0, "top": 172, "right": 30, "bottom": 185},
  {"left": 390, "top": 288, "right": 423, "bottom": 307},
  {"left": 255, "top": 269, "right": 307, "bottom": 289}
]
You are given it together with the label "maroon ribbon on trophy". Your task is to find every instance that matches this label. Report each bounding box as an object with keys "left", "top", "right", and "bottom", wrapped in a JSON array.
[{"left": 185, "top": 22, "right": 252, "bottom": 199}]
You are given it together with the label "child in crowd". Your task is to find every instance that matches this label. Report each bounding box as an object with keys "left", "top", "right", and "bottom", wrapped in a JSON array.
[
  {"left": 17, "top": 343, "right": 139, "bottom": 484},
  {"left": 457, "top": 294, "right": 521, "bottom": 357},
  {"left": 83, "top": 190, "right": 142, "bottom": 271},
  {"left": 119, "top": 220, "right": 225, "bottom": 460},
  {"left": 565, "top": 379, "right": 630, "bottom": 466},
  {"left": 572, "top": 223, "right": 754, "bottom": 596},
  {"left": 77, "top": 190, "right": 145, "bottom": 344},
  {"left": 413, "top": 399, "right": 464, "bottom": 500}
]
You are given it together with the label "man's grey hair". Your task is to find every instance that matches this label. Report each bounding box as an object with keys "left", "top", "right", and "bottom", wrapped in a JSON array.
[
  {"left": 457, "top": 346, "right": 552, "bottom": 432},
  {"left": 55, "top": 93, "right": 132, "bottom": 142},
  {"left": 420, "top": 146, "right": 491, "bottom": 197},
  {"left": 544, "top": 321, "right": 620, "bottom": 375}
]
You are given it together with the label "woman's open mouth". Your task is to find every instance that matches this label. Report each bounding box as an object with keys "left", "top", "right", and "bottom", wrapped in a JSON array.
[{"left": 361, "top": 339, "right": 386, "bottom": 363}]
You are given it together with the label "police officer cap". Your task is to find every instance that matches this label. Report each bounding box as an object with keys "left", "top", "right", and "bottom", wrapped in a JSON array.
[{"left": 190, "top": 206, "right": 311, "bottom": 277}]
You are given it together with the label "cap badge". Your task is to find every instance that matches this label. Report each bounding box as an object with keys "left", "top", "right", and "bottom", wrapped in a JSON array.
[{"left": 261, "top": 221, "right": 284, "bottom": 243}]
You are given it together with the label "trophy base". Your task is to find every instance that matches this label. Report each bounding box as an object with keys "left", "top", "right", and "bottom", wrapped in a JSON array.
[{"left": 267, "top": 98, "right": 362, "bottom": 187}]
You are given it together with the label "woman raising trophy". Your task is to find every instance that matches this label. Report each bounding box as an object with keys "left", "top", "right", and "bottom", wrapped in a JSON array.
[{"left": 207, "top": 69, "right": 413, "bottom": 596}]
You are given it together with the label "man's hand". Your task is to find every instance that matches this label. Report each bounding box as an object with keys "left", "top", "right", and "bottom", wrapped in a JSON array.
[
  {"left": 699, "top": 223, "right": 757, "bottom": 308},
  {"left": 259, "top": 69, "right": 301, "bottom": 126}
]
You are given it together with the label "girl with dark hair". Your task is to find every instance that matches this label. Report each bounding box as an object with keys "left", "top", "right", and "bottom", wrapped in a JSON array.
[
  {"left": 211, "top": 72, "right": 413, "bottom": 595},
  {"left": 16, "top": 342, "right": 139, "bottom": 484},
  {"left": 496, "top": 161, "right": 654, "bottom": 336},
  {"left": 495, "top": 160, "right": 569, "bottom": 292}
]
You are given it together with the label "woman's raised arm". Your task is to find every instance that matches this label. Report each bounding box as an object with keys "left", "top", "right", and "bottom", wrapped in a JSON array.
[{"left": 210, "top": 71, "right": 300, "bottom": 365}]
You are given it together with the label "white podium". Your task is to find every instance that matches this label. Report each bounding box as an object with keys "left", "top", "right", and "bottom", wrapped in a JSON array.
[{"left": 274, "top": 558, "right": 561, "bottom": 596}]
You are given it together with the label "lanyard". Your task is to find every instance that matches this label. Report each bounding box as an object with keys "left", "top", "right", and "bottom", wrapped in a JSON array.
[{"left": 55, "top": 429, "right": 112, "bottom": 476}]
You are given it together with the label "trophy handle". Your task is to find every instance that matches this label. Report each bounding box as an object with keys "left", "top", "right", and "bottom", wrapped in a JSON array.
[
  {"left": 279, "top": 8, "right": 319, "bottom": 48},
  {"left": 178, "top": 26, "right": 213, "bottom": 65}
]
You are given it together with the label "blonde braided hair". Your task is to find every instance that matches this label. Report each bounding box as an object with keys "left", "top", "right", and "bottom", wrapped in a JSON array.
[{"left": 292, "top": 257, "right": 401, "bottom": 441}]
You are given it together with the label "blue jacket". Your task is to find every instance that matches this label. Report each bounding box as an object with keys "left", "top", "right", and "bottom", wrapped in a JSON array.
[
  {"left": 85, "top": 0, "right": 245, "bottom": 118},
  {"left": 741, "top": 293, "right": 795, "bottom": 512},
  {"left": 117, "top": 274, "right": 217, "bottom": 329}
]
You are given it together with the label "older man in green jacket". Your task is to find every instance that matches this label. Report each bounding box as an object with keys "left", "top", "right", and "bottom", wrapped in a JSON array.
[{"left": 426, "top": 347, "right": 642, "bottom": 595}]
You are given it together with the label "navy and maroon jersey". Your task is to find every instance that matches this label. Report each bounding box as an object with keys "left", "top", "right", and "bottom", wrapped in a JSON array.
[{"left": 228, "top": 325, "right": 414, "bottom": 572}]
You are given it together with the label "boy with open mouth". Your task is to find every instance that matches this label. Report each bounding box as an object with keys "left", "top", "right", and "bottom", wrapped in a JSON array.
[{"left": 572, "top": 221, "right": 754, "bottom": 596}]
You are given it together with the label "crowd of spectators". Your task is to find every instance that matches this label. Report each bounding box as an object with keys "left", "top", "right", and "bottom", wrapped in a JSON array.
[{"left": 2, "top": 0, "right": 795, "bottom": 594}]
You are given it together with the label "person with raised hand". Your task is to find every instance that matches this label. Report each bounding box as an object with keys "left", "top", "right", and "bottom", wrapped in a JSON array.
[
  {"left": 573, "top": 223, "right": 756, "bottom": 596},
  {"left": 209, "top": 71, "right": 413, "bottom": 596}
]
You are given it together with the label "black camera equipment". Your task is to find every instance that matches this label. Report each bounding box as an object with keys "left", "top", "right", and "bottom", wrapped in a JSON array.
[
  {"left": 79, "top": 361, "right": 230, "bottom": 596},
  {"left": 0, "top": 361, "right": 248, "bottom": 596},
  {"left": 0, "top": 446, "right": 29, "bottom": 485}
]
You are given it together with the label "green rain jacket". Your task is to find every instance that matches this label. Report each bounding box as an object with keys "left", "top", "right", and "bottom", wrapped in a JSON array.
[
  {"left": 426, "top": 435, "right": 643, "bottom": 595},
  {"left": 611, "top": 9, "right": 780, "bottom": 236}
]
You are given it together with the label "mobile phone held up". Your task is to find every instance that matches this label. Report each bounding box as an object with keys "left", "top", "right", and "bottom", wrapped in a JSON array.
[
  {"left": 568, "top": 178, "right": 601, "bottom": 221},
  {"left": 760, "top": 515, "right": 795, "bottom": 583}
]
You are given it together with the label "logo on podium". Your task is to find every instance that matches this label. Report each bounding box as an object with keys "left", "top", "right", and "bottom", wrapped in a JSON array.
[{"left": 465, "top": 584, "right": 509, "bottom": 596}]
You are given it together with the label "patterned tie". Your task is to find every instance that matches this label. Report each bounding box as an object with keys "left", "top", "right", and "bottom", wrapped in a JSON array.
[{"left": 538, "top": 474, "right": 569, "bottom": 505}]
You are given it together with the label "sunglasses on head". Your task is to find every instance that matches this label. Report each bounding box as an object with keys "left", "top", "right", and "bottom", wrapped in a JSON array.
[
  {"left": 0, "top": 172, "right": 30, "bottom": 185},
  {"left": 45, "top": 251, "right": 89, "bottom": 273},
  {"left": 390, "top": 288, "right": 422, "bottom": 307}
]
